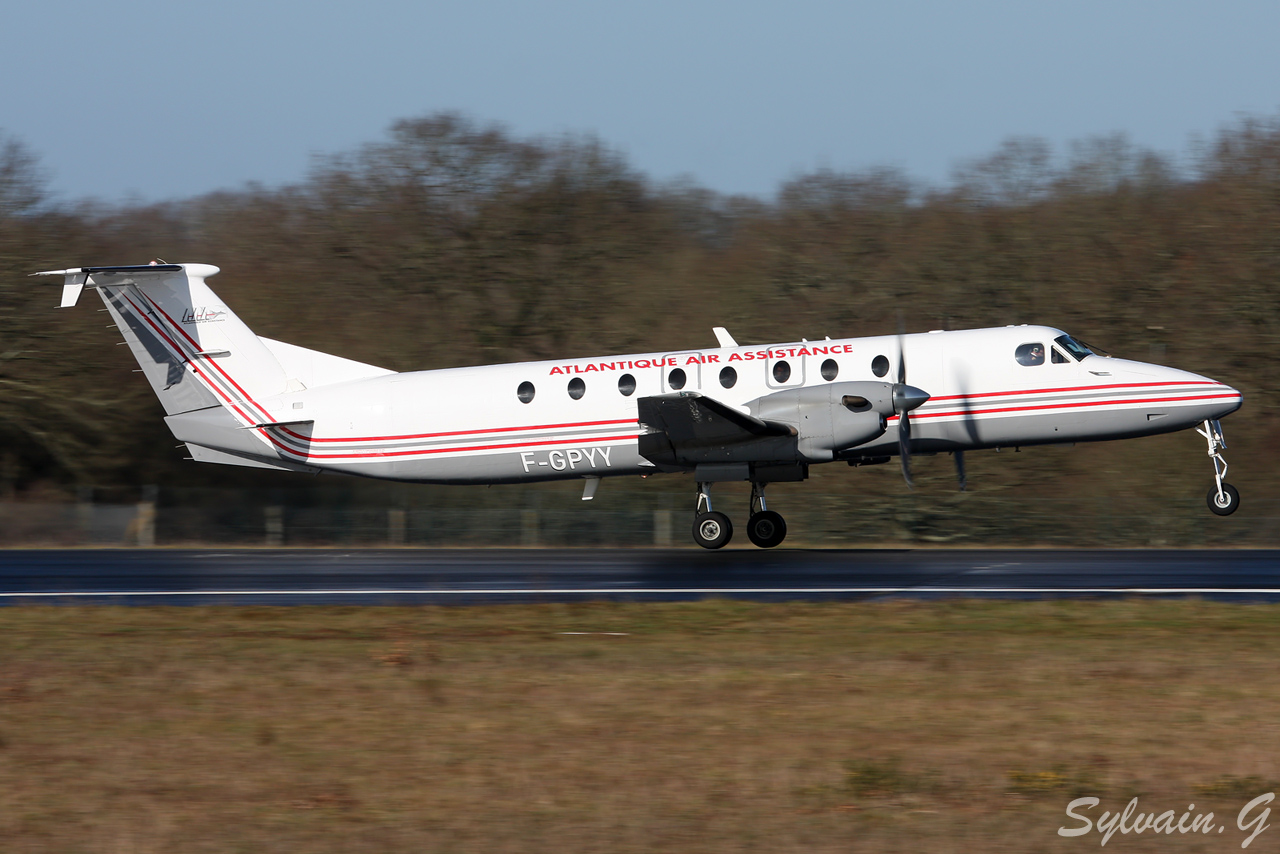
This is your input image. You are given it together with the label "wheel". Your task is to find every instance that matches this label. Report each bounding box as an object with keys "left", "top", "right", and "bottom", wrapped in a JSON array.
[
  {"left": 692, "top": 511, "right": 733, "bottom": 549},
  {"left": 1207, "top": 483, "right": 1240, "bottom": 516},
  {"left": 746, "top": 510, "right": 787, "bottom": 548}
]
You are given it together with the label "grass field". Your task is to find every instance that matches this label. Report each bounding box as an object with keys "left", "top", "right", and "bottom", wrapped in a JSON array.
[{"left": 2, "top": 600, "right": 1279, "bottom": 852}]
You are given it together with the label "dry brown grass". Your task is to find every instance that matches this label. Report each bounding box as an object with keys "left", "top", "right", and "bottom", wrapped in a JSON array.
[{"left": 2, "top": 599, "right": 1279, "bottom": 852}]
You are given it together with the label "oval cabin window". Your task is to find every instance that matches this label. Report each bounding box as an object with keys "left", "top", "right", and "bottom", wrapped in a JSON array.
[
  {"left": 567, "top": 377, "right": 586, "bottom": 399},
  {"left": 517, "top": 381, "right": 536, "bottom": 404},
  {"left": 1015, "top": 343, "right": 1046, "bottom": 366}
]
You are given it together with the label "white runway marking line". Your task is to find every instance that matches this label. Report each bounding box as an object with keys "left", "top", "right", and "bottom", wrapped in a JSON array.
[
  {"left": 3, "top": 587, "right": 1280, "bottom": 598},
  {"left": 968, "top": 563, "right": 1021, "bottom": 574}
]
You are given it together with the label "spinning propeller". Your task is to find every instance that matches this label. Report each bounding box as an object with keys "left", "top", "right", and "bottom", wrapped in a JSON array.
[{"left": 891, "top": 332, "right": 931, "bottom": 488}]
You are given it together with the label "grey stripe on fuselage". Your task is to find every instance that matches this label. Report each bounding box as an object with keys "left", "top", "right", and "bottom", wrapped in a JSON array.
[
  {"left": 858, "top": 396, "right": 1238, "bottom": 456},
  {"left": 916, "top": 384, "right": 1220, "bottom": 412},
  {"left": 264, "top": 424, "right": 639, "bottom": 455}
]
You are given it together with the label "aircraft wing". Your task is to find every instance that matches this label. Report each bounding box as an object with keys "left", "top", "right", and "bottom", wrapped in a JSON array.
[{"left": 637, "top": 392, "right": 797, "bottom": 468}]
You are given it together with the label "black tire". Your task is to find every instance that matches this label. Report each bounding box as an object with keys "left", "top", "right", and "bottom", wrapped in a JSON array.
[
  {"left": 746, "top": 510, "right": 787, "bottom": 548},
  {"left": 1207, "top": 483, "right": 1240, "bottom": 516},
  {"left": 692, "top": 511, "right": 733, "bottom": 549}
]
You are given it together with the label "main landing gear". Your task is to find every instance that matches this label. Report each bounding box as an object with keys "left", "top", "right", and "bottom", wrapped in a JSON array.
[
  {"left": 691, "top": 481, "right": 788, "bottom": 550},
  {"left": 1197, "top": 419, "right": 1240, "bottom": 516}
]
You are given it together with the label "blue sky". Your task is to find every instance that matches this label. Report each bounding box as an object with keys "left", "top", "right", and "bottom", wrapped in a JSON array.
[{"left": 4, "top": 0, "right": 1279, "bottom": 203}]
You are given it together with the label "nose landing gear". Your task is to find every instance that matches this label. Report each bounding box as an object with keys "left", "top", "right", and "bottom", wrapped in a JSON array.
[
  {"left": 690, "top": 481, "right": 789, "bottom": 549},
  {"left": 1197, "top": 419, "right": 1240, "bottom": 516}
]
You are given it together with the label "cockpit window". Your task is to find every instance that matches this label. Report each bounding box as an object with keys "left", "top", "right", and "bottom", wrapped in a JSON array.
[
  {"left": 1054, "top": 334, "right": 1094, "bottom": 361},
  {"left": 1051, "top": 347, "right": 1068, "bottom": 364},
  {"left": 1015, "top": 343, "right": 1045, "bottom": 366}
]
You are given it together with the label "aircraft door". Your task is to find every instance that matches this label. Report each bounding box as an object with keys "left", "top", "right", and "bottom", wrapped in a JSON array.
[
  {"left": 767, "top": 347, "right": 805, "bottom": 389},
  {"left": 662, "top": 352, "right": 703, "bottom": 392}
]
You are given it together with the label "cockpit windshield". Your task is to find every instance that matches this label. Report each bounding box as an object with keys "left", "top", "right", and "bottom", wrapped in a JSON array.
[{"left": 1054, "top": 334, "right": 1095, "bottom": 361}]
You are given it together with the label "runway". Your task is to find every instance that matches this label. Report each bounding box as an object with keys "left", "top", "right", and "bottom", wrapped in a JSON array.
[{"left": 1, "top": 548, "right": 1279, "bottom": 605}]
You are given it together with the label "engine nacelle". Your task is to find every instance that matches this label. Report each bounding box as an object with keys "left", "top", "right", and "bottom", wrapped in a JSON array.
[{"left": 748, "top": 381, "right": 893, "bottom": 462}]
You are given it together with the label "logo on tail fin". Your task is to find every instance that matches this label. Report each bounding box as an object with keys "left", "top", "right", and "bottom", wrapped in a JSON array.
[{"left": 181, "top": 306, "right": 228, "bottom": 324}]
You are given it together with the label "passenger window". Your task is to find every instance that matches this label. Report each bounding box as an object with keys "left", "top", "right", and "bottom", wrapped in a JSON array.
[
  {"left": 618, "top": 373, "right": 636, "bottom": 396},
  {"left": 668, "top": 368, "right": 687, "bottom": 390},
  {"left": 1015, "top": 343, "right": 1046, "bottom": 366},
  {"left": 820, "top": 359, "right": 838, "bottom": 381},
  {"left": 517, "top": 381, "right": 536, "bottom": 403},
  {"left": 567, "top": 377, "right": 585, "bottom": 400},
  {"left": 1051, "top": 347, "right": 1068, "bottom": 364},
  {"left": 719, "top": 366, "right": 737, "bottom": 388},
  {"left": 871, "top": 355, "right": 889, "bottom": 378},
  {"left": 773, "top": 360, "right": 791, "bottom": 383}
]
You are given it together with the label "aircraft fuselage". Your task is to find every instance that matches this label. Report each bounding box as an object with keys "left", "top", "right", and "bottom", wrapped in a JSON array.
[{"left": 224, "top": 325, "right": 1240, "bottom": 484}]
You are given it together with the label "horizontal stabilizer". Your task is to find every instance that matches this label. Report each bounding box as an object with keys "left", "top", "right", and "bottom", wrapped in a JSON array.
[
  {"left": 34, "top": 263, "right": 217, "bottom": 308},
  {"left": 185, "top": 443, "right": 322, "bottom": 474},
  {"left": 32, "top": 264, "right": 184, "bottom": 277}
]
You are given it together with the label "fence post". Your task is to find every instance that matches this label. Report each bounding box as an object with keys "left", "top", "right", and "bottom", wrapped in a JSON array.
[
  {"left": 76, "top": 485, "right": 94, "bottom": 543},
  {"left": 135, "top": 485, "right": 157, "bottom": 548},
  {"left": 521, "top": 510, "right": 539, "bottom": 547},
  {"left": 265, "top": 506, "right": 284, "bottom": 547},
  {"left": 653, "top": 510, "right": 673, "bottom": 547},
  {"left": 388, "top": 508, "right": 406, "bottom": 546}
]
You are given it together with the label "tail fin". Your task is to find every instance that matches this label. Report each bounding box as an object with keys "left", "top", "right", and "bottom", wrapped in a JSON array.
[
  {"left": 35, "top": 262, "right": 392, "bottom": 473},
  {"left": 36, "top": 263, "right": 288, "bottom": 417}
]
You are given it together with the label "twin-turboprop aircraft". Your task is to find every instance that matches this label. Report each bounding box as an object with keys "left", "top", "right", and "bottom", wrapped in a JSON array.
[{"left": 38, "top": 262, "right": 1244, "bottom": 549}]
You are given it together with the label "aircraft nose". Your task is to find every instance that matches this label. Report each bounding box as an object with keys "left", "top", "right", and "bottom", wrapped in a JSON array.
[
  {"left": 1168, "top": 367, "right": 1243, "bottom": 417},
  {"left": 1218, "top": 382, "right": 1244, "bottom": 415}
]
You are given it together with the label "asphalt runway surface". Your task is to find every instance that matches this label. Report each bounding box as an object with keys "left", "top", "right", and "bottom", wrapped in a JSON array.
[{"left": 1, "top": 548, "right": 1279, "bottom": 605}]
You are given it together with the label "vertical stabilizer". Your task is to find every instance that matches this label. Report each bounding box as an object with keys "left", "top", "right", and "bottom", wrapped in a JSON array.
[{"left": 35, "top": 263, "right": 288, "bottom": 420}]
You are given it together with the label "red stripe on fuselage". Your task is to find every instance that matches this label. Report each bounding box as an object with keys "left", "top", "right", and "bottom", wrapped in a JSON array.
[
  {"left": 924, "top": 380, "right": 1221, "bottom": 404},
  {"left": 261, "top": 430, "right": 640, "bottom": 461},
  {"left": 902, "top": 391, "right": 1241, "bottom": 422},
  {"left": 280, "top": 418, "right": 640, "bottom": 444}
]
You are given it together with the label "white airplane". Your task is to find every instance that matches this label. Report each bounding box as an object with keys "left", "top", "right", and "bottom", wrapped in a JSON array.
[{"left": 37, "top": 262, "right": 1244, "bottom": 549}]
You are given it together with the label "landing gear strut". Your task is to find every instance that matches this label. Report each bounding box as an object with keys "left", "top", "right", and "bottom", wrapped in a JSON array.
[
  {"left": 1197, "top": 419, "right": 1240, "bottom": 516},
  {"left": 746, "top": 482, "right": 787, "bottom": 549},
  {"left": 690, "top": 481, "right": 788, "bottom": 549},
  {"left": 692, "top": 482, "right": 733, "bottom": 549}
]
